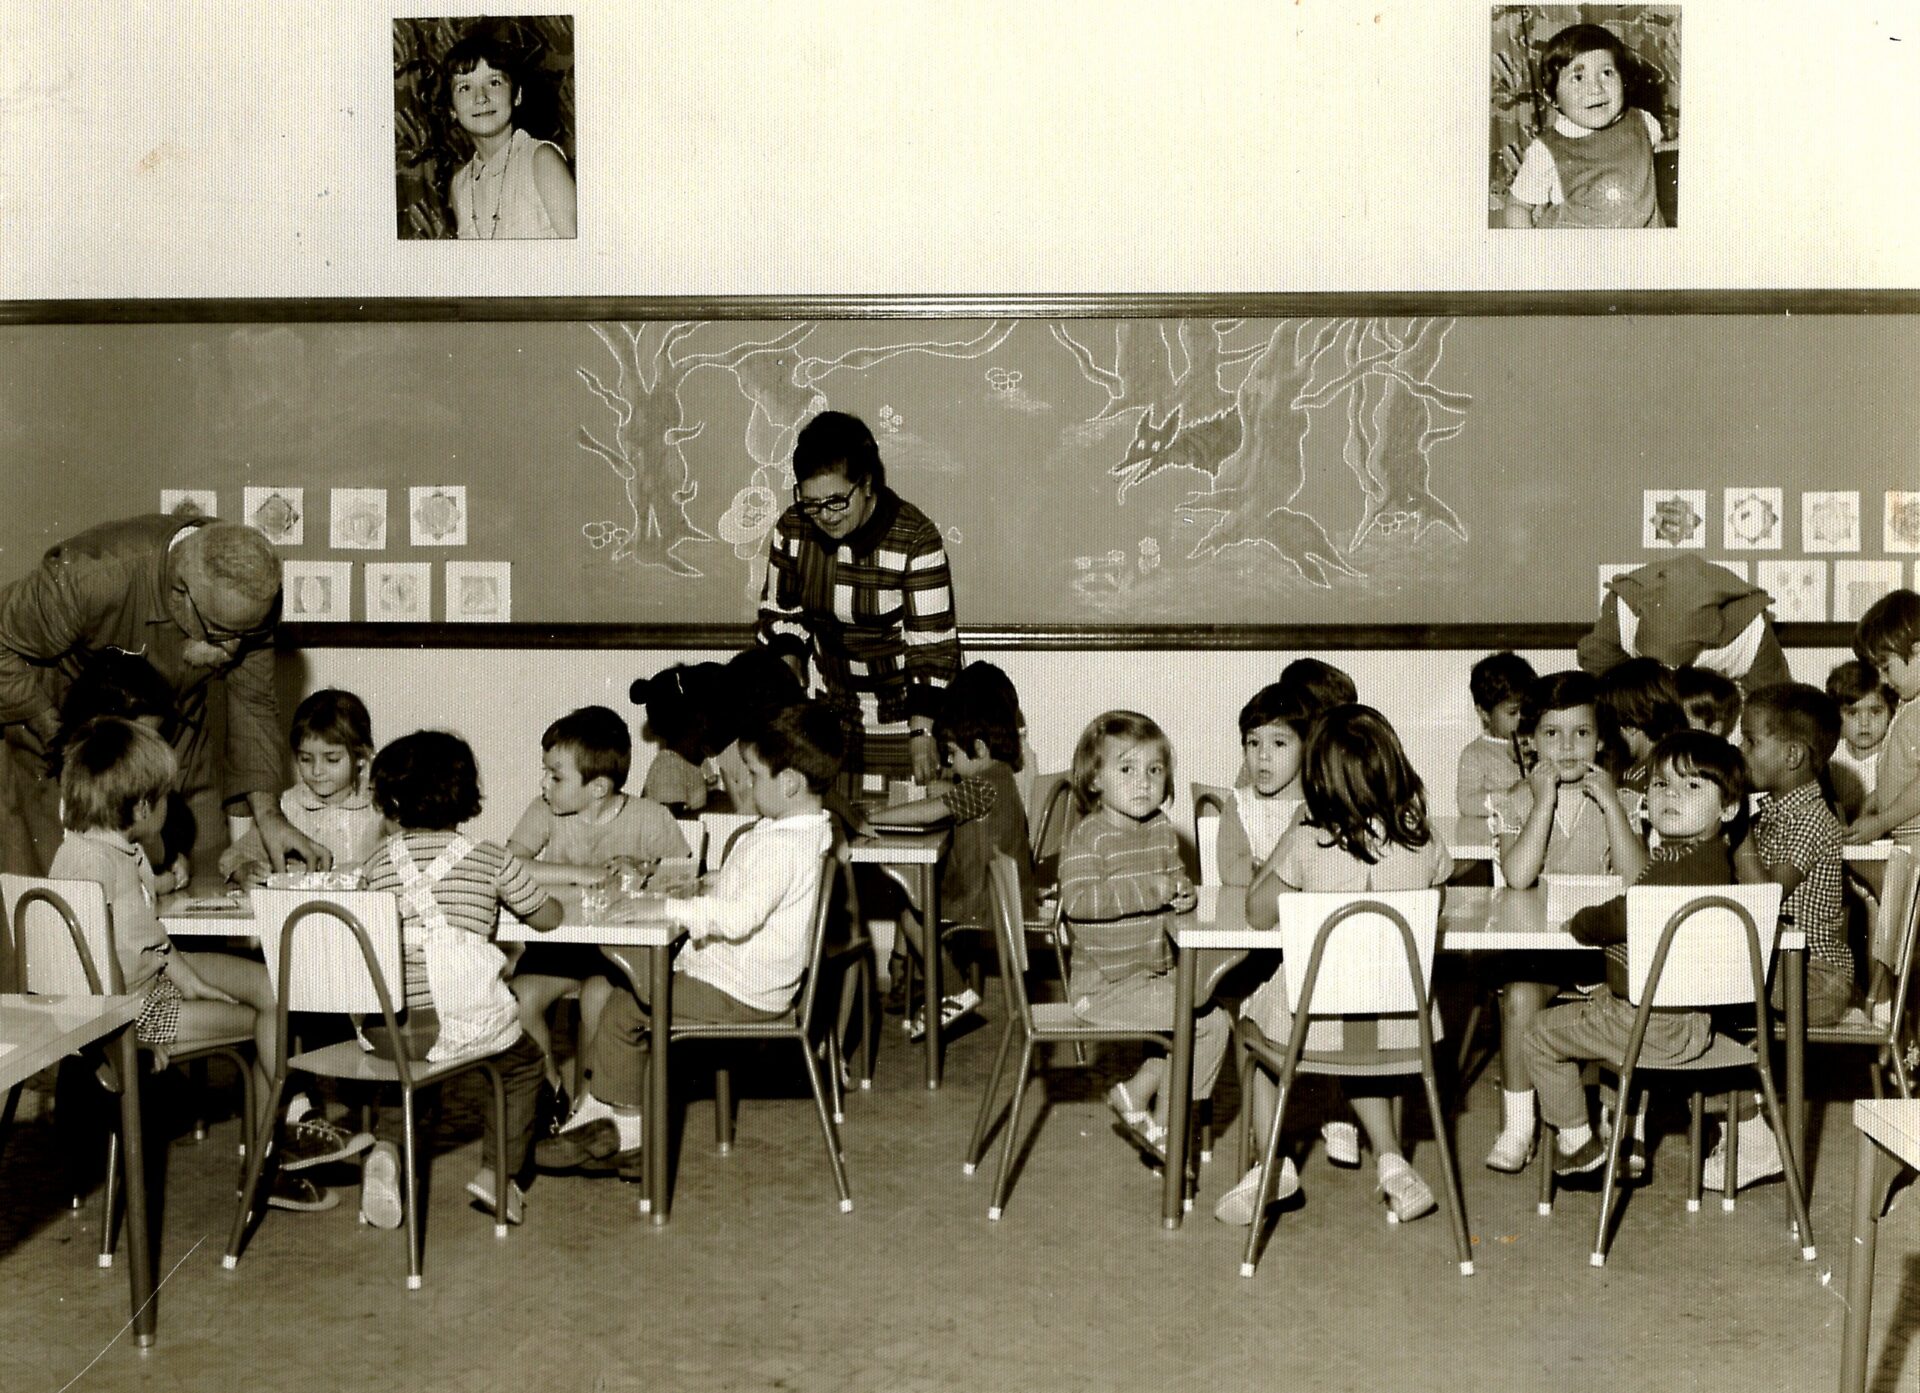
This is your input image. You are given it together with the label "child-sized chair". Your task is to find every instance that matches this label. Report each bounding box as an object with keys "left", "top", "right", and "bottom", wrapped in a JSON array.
[
  {"left": 1191, "top": 783, "right": 1231, "bottom": 889},
  {"left": 965, "top": 851, "right": 1182, "bottom": 1220},
  {"left": 1783, "top": 846, "right": 1920, "bottom": 1100},
  {"left": 223, "top": 890, "right": 517, "bottom": 1290},
  {"left": 2, "top": 873, "right": 255, "bottom": 1270},
  {"left": 600, "top": 851, "right": 852, "bottom": 1212},
  {"left": 1233, "top": 889, "right": 1474, "bottom": 1279},
  {"left": 1531, "top": 883, "right": 1816, "bottom": 1270}
]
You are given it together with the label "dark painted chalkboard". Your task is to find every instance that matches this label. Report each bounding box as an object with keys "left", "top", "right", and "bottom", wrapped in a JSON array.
[{"left": 1, "top": 314, "right": 1911, "bottom": 627}]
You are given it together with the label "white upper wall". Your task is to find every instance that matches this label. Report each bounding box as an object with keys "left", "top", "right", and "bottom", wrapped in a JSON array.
[{"left": 6, "top": 0, "right": 1918, "bottom": 298}]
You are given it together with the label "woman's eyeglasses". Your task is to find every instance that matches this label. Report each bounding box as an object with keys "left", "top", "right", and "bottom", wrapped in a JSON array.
[
  {"left": 179, "top": 583, "right": 272, "bottom": 649},
  {"left": 793, "top": 483, "right": 864, "bottom": 518}
]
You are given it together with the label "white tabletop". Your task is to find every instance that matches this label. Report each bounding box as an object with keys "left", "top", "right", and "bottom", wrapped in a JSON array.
[
  {"left": 0, "top": 993, "right": 142, "bottom": 1091},
  {"left": 1176, "top": 883, "right": 1801, "bottom": 953},
  {"left": 161, "top": 888, "right": 678, "bottom": 947},
  {"left": 1854, "top": 1099, "right": 1920, "bottom": 1169},
  {"left": 1442, "top": 815, "right": 1891, "bottom": 863}
]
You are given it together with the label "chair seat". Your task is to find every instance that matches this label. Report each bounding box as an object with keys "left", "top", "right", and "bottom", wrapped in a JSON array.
[
  {"left": 1626, "top": 1035, "right": 1756, "bottom": 1073},
  {"left": 1239, "top": 1021, "right": 1429, "bottom": 1078},
  {"left": 288, "top": 1039, "right": 490, "bottom": 1087},
  {"left": 167, "top": 1032, "right": 254, "bottom": 1057},
  {"left": 674, "top": 1012, "right": 801, "bottom": 1039}
]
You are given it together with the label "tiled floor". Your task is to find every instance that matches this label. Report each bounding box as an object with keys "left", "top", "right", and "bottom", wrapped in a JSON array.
[{"left": 1, "top": 1008, "right": 1914, "bottom": 1393}]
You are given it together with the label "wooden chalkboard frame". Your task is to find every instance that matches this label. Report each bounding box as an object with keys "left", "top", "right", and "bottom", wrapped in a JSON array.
[{"left": 2, "top": 290, "right": 1895, "bottom": 650}]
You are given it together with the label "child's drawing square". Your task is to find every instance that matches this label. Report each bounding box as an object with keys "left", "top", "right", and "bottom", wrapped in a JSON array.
[
  {"left": 1885, "top": 492, "right": 1920, "bottom": 553},
  {"left": 445, "top": 561, "right": 510, "bottom": 622},
  {"left": 1721, "top": 488, "right": 1782, "bottom": 550},
  {"left": 365, "top": 562, "right": 431, "bottom": 622},
  {"left": 1833, "top": 561, "right": 1903, "bottom": 623},
  {"left": 409, "top": 486, "right": 467, "bottom": 546},
  {"left": 1642, "top": 490, "right": 1705, "bottom": 548},
  {"left": 1711, "top": 560, "right": 1750, "bottom": 581},
  {"left": 160, "top": 489, "right": 217, "bottom": 520},
  {"left": 244, "top": 487, "right": 304, "bottom": 546},
  {"left": 283, "top": 561, "right": 351, "bottom": 622},
  {"left": 331, "top": 489, "right": 388, "bottom": 550},
  {"left": 1802, "top": 491, "right": 1860, "bottom": 553},
  {"left": 1597, "top": 563, "right": 1637, "bottom": 608},
  {"left": 1756, "top": 559, "right": 1827, "bottom": 622}
]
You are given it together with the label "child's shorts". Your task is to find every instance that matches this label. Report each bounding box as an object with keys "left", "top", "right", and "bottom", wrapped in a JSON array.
[{"left": 135, "top": 975, "right": 182, "bottom": 1048}]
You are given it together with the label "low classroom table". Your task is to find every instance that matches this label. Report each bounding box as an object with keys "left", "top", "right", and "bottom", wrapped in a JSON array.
[
  {"left": 1158, "top": 883, "right": 1808, "bottom": 1230},
  {"left": 1442, "top": 817, "right": 1895, "bottom": 864},
  {"left": 1839, "top": 1099, "right": 1920, "bottom": 1393},
  {"left": 0, "top": 993, "right": 154, "bottom": 1345},
  {"left": 161, "top": 888, "right": 683, "bottom": 1224},
  {"left": 848, "top": 825, "right": 950, "bottom": 1089}
]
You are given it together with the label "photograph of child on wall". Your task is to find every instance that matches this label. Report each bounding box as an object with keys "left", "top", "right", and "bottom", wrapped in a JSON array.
[
  {"left": 1490, "top": 5, "right": 1679, "bottom": 229},
  {"left": 394, "top": 15, "right": 578, "bottom": 240}
]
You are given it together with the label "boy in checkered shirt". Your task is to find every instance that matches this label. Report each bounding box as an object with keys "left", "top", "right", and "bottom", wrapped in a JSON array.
[{"left": 1710, "top": 682, "right": 1849, "bottom": 1191}]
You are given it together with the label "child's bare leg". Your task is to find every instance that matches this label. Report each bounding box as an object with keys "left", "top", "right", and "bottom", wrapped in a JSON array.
[
  {"left": 1130, "top": 1057, "right": 1169, "bottom": 1125},
  {"left": 178, "top": 951, "right": 278, "bottom": 1130},
  {"left": 575, "top": 976, "right": 614, "bottom": 1096},
  {"left": 1499, "top": 981, "right": 1555, "bottom": 1093},
  {"left": 1349, "top": 1092, "right": 1401, "bottom": 1159},
  {"left": 509, "top": 974, "right": 578, "bottom": 1088}
]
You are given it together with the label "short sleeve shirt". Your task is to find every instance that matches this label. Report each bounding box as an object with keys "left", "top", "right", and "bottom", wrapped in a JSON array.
[
  {"left": 1491, "top": 783, "right": 1637, "bottom": 875},
  {"left": 1270, "top": 820, "right": 1453, "bottom": 893},
  {"left": 508, "top": 793, "right": 690, "bottom": 868},
  {"left": 1753, "top": 781, "right": 1848, "bottom": 971}
]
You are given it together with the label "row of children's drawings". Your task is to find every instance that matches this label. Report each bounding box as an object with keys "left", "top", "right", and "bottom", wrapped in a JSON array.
[
  {"left": 159, "top": 486, "right": 469, "bottom": 550},
  {"left": 1598, "top": 559, "right": 1920, "bottom": 624},
  {"left": 1640, "top": 488, "right": 1920, "bottom": 554},
  {"left": 283, "top": 560, "right": 511, "bottom": 623}
]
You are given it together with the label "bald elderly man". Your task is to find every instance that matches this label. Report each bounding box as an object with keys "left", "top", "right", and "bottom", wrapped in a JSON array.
[{"left": 0, "top": 514, "right": 329, "bottom": 880}]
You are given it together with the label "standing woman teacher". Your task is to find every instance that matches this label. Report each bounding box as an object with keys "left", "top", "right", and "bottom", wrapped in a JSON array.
[{"left": 756, "top": 411, "right": 961, "bottom": 790}]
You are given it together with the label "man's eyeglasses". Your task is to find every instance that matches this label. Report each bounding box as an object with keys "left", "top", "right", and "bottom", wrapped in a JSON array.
[
  {"left": 793, "top": 483, "right": 864, "bottom": 518},
  {"left": 178, "top": 583, "right": 272, "bottom": 649}
]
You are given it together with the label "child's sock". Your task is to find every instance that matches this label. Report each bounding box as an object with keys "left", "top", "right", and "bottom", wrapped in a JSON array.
[
  {"left": 561, "top": 1091, "right": 613, "bottom": 1132},
  {"left": 285, "top": 1093, "right": 314, "bottom": 1124},
  {"left": 608, "top": 1107, "right": 644, "bottom": 1153},
  {"left": 1556, "top": 1123, "right": 1592, "bottom": 1156},
  {"left": 1497, "top": 1087, "right": 1535, "bottom": 1141}
]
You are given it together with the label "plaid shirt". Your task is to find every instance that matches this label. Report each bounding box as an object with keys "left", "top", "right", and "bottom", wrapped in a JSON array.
[
  {"left": 1752, "top": 780, "right": 1848, "bottom": 973},
  {"left": 757, "top": 487, "right": 961, "bottom": 726}
]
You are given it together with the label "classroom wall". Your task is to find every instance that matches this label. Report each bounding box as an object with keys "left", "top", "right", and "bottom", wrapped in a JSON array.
[
  {"left": 7, "top": 1, "right": 1919, "bottom": 298},
  {"left": 281, "top": 644, "right": 1854, "bottom": 852}
]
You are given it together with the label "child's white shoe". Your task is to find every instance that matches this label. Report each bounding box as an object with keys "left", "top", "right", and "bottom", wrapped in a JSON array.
[
  {"left": 1321, "top": 1120, "right": 1361, "bottom": 1167},
  {"left": 1212, "top": 1157, "right": 1300, "bottom": 1227},
  {"left": 1702, "top": 1116, "right": 1783, "bottom": 1192},
  {"left": 359, "top": 1141, "right": 403, "bottom": 1230},
  {"left": 1484, "top": 1128, "right": 1534, "bottom": 1173},
  {"left": 1377, "top": 1154, "right": 1436, "bottom": 1223}
]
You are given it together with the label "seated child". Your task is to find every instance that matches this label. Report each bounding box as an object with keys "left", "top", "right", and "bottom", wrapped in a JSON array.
[
  {"left": 1595, "top": 657, "right": 1685, "bottom": 798},
  {"left": 1219, "top": 704, "right": 1454, "bottom": 1227},
  {"left": 505, "top": 706, "right": 689, "bottom": 1108},
  {"left": 221, "top": 689, "right": 384, "bottom": 887},
  {"left": 358, "top": 731, "right": 562, "bottom": 1227},
  {"left": 1485, "top": 671, "right": 1646, "bottom": 1173},
  {"left": 1847, "top": 591, "right": 1920, "bottom": 892},
  {"left": 54, "top": 718, "right": 364, "bottom": 1212},
  {"left": 943, "top": 661, "right": 1039, "bottom": 814},
  {"left": 1523, "top": 730, "right": 1746, "bottom": 1177},
  {"left": 1695, "top": 685, "right": 1848, "bottom": 1193},
  {"left": 1218, "top": 682, "right": 1310, "bottom": 887},
  {"left": 1058, "top": 711, "right": 1229, "bottom": 1166},
  {"left": 1676, "top": 665, "right": 1742, "bottom": 739},
  {"left": 632, "top": 665, "right": 722, "bottom": 812},
  {"left": 535, "top": 701, "right": 844, "bottom": 1176},
  {"left": 865, "top": 670, "right": 1037, "bottom": 1040},
  {"left": 1233, "top": 659, "right": 1357, "bottom": 793},
  {"left": 1502, "top": 22, "right": 1667, "bottom": 229},
  {"left": 1456, "top": 651, "right": 1535, "bottom": 819},
  {"left": 1827, "top": 659, "right": 1895, "bottom": 826}
]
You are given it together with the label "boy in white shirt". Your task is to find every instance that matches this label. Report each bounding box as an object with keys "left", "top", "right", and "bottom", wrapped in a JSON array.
[{"left": 534, "top": 701, "right": 844, "bottom": 1174}]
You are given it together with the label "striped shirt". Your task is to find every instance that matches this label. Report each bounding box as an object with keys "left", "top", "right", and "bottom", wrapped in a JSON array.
[
  {"left": 756, "top": 487, "right": 961, "bottom": 726},
  {"left": 1752, "top": 781, "right": 1848, "bottom": 974},
  {"left": 363, "top": 831, "right": 550, "bottom": 1011},
  {"left": 1059, "top": 811, "right": 1183, "bottom": 985}
]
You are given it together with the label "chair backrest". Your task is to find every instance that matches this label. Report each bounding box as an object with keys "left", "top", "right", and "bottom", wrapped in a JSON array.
[
  {"left": 986, "top": 850, "right": 1038, "bottom": 1030},
  {"left": 1027, "top": 772, "right": 1075, "bottom": 875},
  {"left": 674, "top": 817, "right": 706, "bottom": 869},
  {"left": 249, "top": 889, "right": 406, "bottom": 1017},
  {"left": 1274, "top": 890, "right": 1441, "bottom": 1017},
  {"left": 1, "top": 873, "right": 117, "bottom": 995},
  {"left": 1191, "top": 782, "right": 1230, "bottom": 887},
  {"left": 1623, "top": 883, "right": 1784, "bottom": 1009},
  {"left": 787, "top": 851, "right": 840, "bottom": 1030},
  {"left": 1870, "top": 845, "right": 1919, "bottom": 976},
  {"left": 698, "top": 812, "right": 757, "bottom": 871}
]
